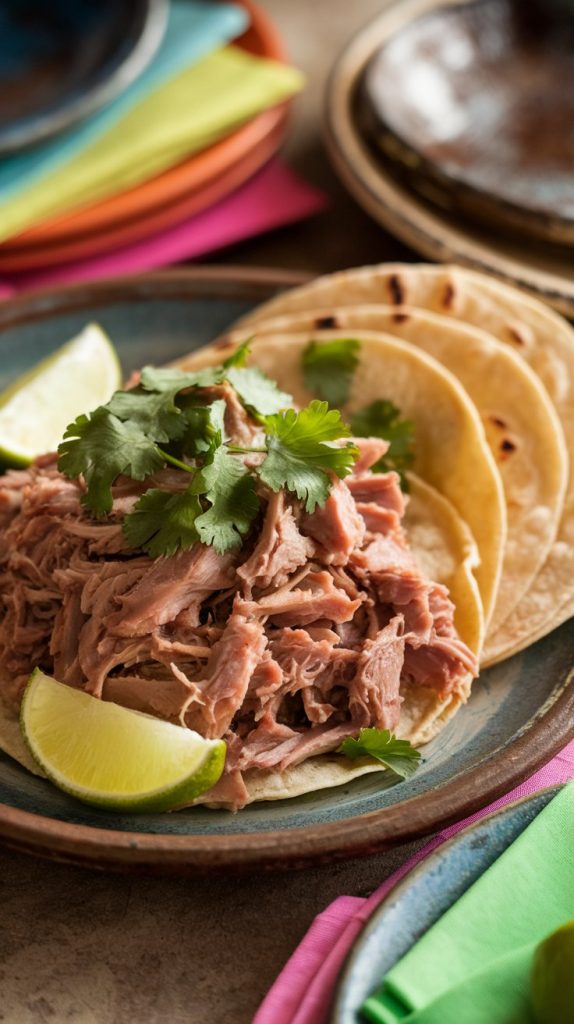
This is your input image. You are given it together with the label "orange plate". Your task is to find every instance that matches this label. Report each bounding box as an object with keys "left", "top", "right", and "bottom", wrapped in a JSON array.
[{"left": 0, "top": 0, "right": 288, "bottom": 256}]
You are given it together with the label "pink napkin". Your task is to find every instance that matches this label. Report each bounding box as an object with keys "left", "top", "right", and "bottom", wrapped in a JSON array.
[
  {"left": 255, "top": 739, "right": 574, "bottom": 1024},
  {"left": 0, "top": 160, "right": 326, "bottom": 293}
]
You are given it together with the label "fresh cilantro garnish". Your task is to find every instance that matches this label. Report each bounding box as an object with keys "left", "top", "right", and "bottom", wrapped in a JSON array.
[
  {"left": 194, "top": 448, "right": 260, "bottom": 554},
  {"left": 139, "top": 365, "right": 224, "bottom": 392},
  {"left": 58, "top": 351, "right": 359, "bottom": 556},
  {"left": 338, "top": 728, "right": 421, "bottom": 779},
  {"left": 226, "top": 365, "right": 292, "bottom": 417},
  {"left": 180, "top": 399, "right": 226, "bottom": 456},
  {"left": 123, "top": 487, "right": 202, "bottom": 558},
  {"left": 259, "top": 400, "right": 359, "bottom": 513},
  {"left": 107, "top": 386, "right": 187, "bottom": 442},
  {"left": 350, "top": 400, "right": 415, "bottom": 490},
  {"left": 223, "top": 341, "right": 250, "bottom": 368},
  {"left": 302, "top": 338, "right": 360, "bottom": 406},
  {"left": 58, "top": 408, "right": 165, "bottom": 515}
]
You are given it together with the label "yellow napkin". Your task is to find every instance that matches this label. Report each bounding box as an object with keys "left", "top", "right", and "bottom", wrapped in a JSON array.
[{"left": 0, "top": 47, "right": 303, "bottom": 243}]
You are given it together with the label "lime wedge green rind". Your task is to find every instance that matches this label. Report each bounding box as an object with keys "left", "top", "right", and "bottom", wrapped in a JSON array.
[
  {"left": 0, "top": 323, "right": 122, "bottom": 467},
  {"left": 531, "top": 920, "right": 574, "bottom": 1024},
  {"left": 20, "top": 670, "right": 226, "bottom": 812}
]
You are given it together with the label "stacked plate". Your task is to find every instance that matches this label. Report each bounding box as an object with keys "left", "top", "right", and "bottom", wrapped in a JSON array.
[
  {"left": 324, "top": 0, "right": 574, "bottom": 316},
  {"left": 0, "top": 0, "right": 315, "bottom": 287}
]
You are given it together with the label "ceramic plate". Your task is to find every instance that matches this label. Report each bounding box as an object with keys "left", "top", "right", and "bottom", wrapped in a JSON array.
[
  {"left": 0, "top": 0, "right": 167, "bottom": 155},
  {"left": 324, "top": 0, "right": 574, "bottom": 317},
  {"left": 360, "top": 0, "right": 574, "bottom": 246},
  {"left": 331, "top": 785, "right": 561, "bottom": 1022},
  {"left": 0, "top": 0, "right": 287, "bottom": 259},
  {"left": 0, "top": 269, "right": 572, "bottom": 874}
]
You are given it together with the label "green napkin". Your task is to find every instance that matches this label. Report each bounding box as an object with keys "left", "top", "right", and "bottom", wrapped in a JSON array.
[
  {"left": 362, "top": 783, "right": 574, "bottom": 1023},
  {"left": 0, "top": 47, "right": 303, "bottom": 243},
  {"left": 365, "top": 945, "right": 535, "bottom": 1024}
]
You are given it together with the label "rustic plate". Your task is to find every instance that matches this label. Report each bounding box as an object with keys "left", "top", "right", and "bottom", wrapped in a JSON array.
[
  {"left": 331, "top": 785, "right": 562, "bottom": 1022},
  {"left": 0, "top": 0, "right": 288, "bottom": 259},
  {"left": 324, "top": 0, "right": 574, "bottom": 317},
  {"left": 361, "top": 0, "right": 574, "bottom": 246},
  {"left": 0, "top": 268, "right": 572, "bottom": 874},
  {"left": 0, "top": 0, "right": 167, "bottom": 155}
]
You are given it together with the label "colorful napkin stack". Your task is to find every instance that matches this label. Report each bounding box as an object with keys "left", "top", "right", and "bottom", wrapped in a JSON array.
[{"left": 0, "top": 1, "right": 324, "bottom": 294}]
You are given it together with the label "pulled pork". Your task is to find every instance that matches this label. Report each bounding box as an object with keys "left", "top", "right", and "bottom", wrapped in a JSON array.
[{"left": 0, "top": 405, "right": 477, "bottom": 810}]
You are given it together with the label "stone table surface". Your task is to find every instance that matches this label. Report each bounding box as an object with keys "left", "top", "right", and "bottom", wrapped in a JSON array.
[{"left": 0, "top": 3, "right": 425, "bottom": 1022}]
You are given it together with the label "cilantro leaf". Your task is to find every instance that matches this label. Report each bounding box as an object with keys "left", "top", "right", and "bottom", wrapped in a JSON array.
[
  {"left": 180, "top": 399, "right": 227, "bottom": 456},
  {"left": 194, "top": 447, "right": 260, "bottom": 554},
  {"left": 107, "top": 387, "right": 186, "bottom": 443},
  {"left": 350, "top": 400, "right": 415, "bottom": 490},
  {"left": 302, "top": 338, "right": 360, "bottom": 406},
  {"left": 226, "top": 366, "right": 292, "bottom": 417},
  {"left": 338, "top": 728, "right": 421, "bottom": 780},
  {"left": 139, "top": 365, "right": 224, "bottom": 392},
  {"left": 123, "top": 487, "right": 203, "bottom": 558},
  {"left": 223, "top": 340, "right": 251, "bottom": 368},
  {"left": 259, "top": 400, "right": 360, "bottom": 512},
  {"left": 141, "top": 357, "right": 291, "bottom": 418},
  {"left": 58, "top": 408, "right": 164, "bottom": 515}
]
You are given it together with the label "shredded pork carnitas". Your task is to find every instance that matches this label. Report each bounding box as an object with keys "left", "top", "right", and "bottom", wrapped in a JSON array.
[{"left": 0, "top": 392, "right": 477, "bottom": 809}]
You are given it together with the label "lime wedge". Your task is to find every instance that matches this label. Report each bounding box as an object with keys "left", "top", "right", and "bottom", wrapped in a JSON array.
[
  {"left": 20, "top": 670, "right": 225, "bottom": 812},
  {"left": 0, "top": 323, "right": 122, "bottom": 466},
  {"left": 531, "top": 920, "right": 574, "bottom": 1023}
]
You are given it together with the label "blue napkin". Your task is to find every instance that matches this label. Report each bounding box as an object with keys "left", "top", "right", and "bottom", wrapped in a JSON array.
[{"left": 0, "top": 0, "right": 247, "bottom": 199}]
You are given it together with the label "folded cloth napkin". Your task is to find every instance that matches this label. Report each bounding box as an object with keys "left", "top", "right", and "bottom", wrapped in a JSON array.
[
  {"left": 381, "top": 944, "right": 535, "bottom": 1024},
  {"left": 0, "top": 160, "right": 327, "bottom": 292},
  {"left": 0, "top": 1, "right": 248, "bottom": 199},
  {"left": 0, "top": 49, "right": 303, "bottom": 243},
  {"left": 362, "top": 781, "right": 574, "bottom": 1022},
  {"left": 254, "top": 739, "right": 574, "bottom": 1024}
]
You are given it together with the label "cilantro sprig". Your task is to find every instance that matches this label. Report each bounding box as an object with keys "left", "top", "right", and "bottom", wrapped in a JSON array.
[
  {"left": 57, "top": 350, "right": 360, "bottom": 557},
  {"left": 122, "top": 487, "right": 203, "bottom": 558},
  {"left": 299, "top": 339, "right": 415, "bottom": 489},
  {"left": 350, "top": 400, "right": 415, "bottom": 490},
  {"left": 302, "top": 338, "right": 360, "bottom": 407},
  {"left": 58, "top": 409, "right": 166, "bottom": 515},
  {"left": 260, "top": 401, "right": 359, "bottom": 513},
  {"left": 194, "top": 447, "right": 260, "bottom": 553},
  {"left": 338, "top": 728, "right": 421, "bottom": 780}
]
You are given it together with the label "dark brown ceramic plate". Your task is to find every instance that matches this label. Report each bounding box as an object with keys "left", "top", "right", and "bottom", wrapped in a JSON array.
[
  {"left": 360, "top": 0, "right": 574, "bottom": 246},
  {"left": 0, "top": 268, "right": 572, "bottom": 875},
  {"left": 324, "top": 0, "right": 574, "bottom": 316}
]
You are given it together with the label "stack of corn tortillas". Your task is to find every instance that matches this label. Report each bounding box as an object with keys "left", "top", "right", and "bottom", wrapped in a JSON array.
[{"left": 179, "top": 262, "right": 573, "bottom": 671}]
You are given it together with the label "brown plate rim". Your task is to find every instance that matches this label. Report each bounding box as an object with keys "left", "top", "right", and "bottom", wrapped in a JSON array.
[
  {"left": 0, "top": 266, "right": 572, "bottom": 874},
  {"left": 323, "top": 0, "right": 574, "bottom": 317}
]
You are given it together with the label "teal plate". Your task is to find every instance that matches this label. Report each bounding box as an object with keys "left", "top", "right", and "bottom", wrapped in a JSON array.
[
  {"left": 0, "top": 269, "right": 572, "bottom": 874},
  {"left": 331, "top": 785, "right": 562, "bottom": 1022}
]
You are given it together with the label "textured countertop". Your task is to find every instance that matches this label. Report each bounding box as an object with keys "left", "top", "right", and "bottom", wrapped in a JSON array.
[{"left": 0, "top": 3, "right": 424, "bottom": 1022}]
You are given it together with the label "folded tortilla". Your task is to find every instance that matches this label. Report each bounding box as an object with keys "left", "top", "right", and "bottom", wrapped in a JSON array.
[
  {"left": 233, "top": 262, "right": 574, "bottom": 664},
  {"left": 221, "top": 305, "right": 568, "bottom": 661}
]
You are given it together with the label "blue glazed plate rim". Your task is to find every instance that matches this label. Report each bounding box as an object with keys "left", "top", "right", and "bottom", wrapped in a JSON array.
[
  {"left": 331, "top": 784, "right": 564, "bottom": 1022},
  {"left": 0, "top": 268, "right": 571, "bottom": 874},
  {"left": 0, "top": 0, "right": 168, "bottom": 155}
]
